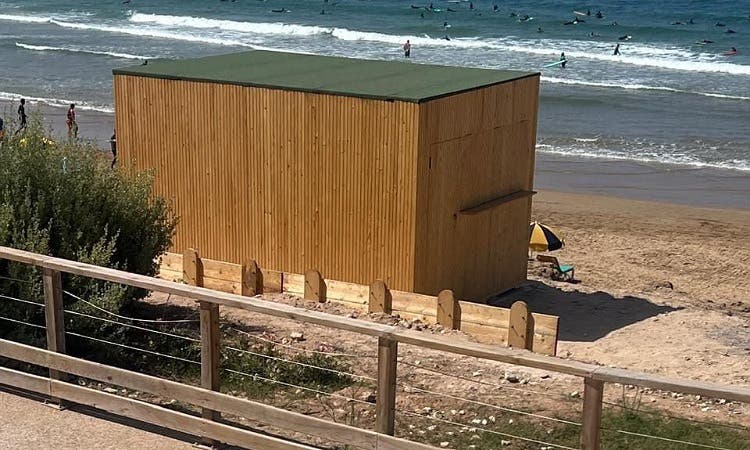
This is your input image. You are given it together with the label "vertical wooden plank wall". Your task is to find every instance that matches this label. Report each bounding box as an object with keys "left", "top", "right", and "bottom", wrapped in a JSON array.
[
  {"left": 114, "top": 76, "right": 420, "bottom": 291},
  {"left": 413, "top": 75, "right": 540, "bottom": 300}
]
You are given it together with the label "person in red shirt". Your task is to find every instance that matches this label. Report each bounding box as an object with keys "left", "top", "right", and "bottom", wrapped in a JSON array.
[{"left": 67, "top": 104, "right": 78, "bottom": 139}]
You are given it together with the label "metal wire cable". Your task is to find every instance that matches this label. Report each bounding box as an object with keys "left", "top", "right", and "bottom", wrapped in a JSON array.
[
  {"left": 603, "top": 400, "right": 750, "bottom": 432},
  {"left": 65, "top": 331, "right": 200, "bottom": 366},
  {"left": 398, "top": 410, "right": 578, "bottom": 450},
  {"left": 603, "top": 427, "right": 736, "bottom": 450},
  {"left": 398, "top": 359, "right": 575, "bottom": 401},
  {"left": 399, "top": 383, "right": 581, "bottom": 426},
  {"left": 0, "top": 315, "right": 46, "bottom": 330},
  {"left": 64, "top": 310, "right": 201, "bottom": 343},
  {"left": 223, "top": 368, "right": 375, "bottom": 406},
  {"left": 224, "top": 345, "right": 376, "bottom": 382},
  {"left": 63, "top": 290, "right": 200, "bottom": 324},
  {"left": 0, "top": 293, "right": 45, "bottom": 308},
  {"left": 230, "top": 327, "right": 371, "bottom": 358},
  {"left": 0, "top": 275, "right": 34, "bottom": 284}
]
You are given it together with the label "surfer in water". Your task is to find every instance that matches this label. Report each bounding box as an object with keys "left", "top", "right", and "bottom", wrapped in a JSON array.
[
  {"left": 613, "top": 43, "right": 621, "bottom": 55},
  {"left": 559, "top": 52, "right": 567, "bottom": 68},
  {"left": 403, "top": 40, "right": 411, "bottom": 58}
]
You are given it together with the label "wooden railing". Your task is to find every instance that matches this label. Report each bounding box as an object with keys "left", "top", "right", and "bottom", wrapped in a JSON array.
[
  {"left": 0, "top": 246, "right": 749, "bottom": 450},
  {"left": 162, "top": 250, "right": 560, "bottom": 356}
]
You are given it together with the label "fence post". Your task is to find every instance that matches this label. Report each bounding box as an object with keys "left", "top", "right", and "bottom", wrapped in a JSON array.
[
  {"left": 581, "top": 377, "right": 604, "bottom": 450},
  {"left": 436, "top": 289, "right": 458, "bottom": 329},
  {"left": 183, "top": 249, "right": 221, "bottom": 423},
  {"left": 368, "top": 280, "right": 392, "bottom": 314},
  {"left": 199, "top": 301, "right": 221, "bottom": 421},
  {"left": 43, "top": 268, "right": 67, "bottom": 386},
  {"left": 241, "top": 259, "right": 262, "bottom": 296},
  {"left": 376, "top": 337, "right": 397, "bottom": 435},
  {"left": 304, "top": 270, "right": 326, "bottom": 303},
  {"left": 183, "top": 248, "right": 203, "bottom": 287},
  {"left": 508, "top": 301, "right": 532, "bottom": 350}
]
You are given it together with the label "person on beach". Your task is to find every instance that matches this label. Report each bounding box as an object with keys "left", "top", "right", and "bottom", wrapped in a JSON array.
[
  {"left": 403, "top": 40, "right": 411, "bottom": 58},
  {"left": 67, "top": 104, "right": 78, "bottom": 139},
  {"left": 559, "top": 52, "right": 567, "bottom": 68},
  {"left": 109, "top": 129, "right": 117, "bottom": 168},
  {"left": 15, "top": 99, "right": 27, "bottom": 135},
  {"left": 0, "top": 117, "right": 4, "bottom": 140},
  {"left": 614, "top": 43, "right": 621, "bottom": 55}
]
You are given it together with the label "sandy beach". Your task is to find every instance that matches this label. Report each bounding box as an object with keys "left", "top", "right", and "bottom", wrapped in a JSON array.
[{"left": 504, "top": 190, "right": 750, "bottom": 385}]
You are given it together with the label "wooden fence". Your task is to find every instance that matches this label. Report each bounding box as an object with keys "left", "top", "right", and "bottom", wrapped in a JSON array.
[
  {"left": 160, "top": 250, "right": 559, "bottom": 356},
  {"left": 1, "top": 246, "right": 749, "bottom": 450}
]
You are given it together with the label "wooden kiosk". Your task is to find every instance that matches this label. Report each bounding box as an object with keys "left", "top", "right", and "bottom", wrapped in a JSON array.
[{"left": 114, "top": 51, "right": 539, "bottom": 300}]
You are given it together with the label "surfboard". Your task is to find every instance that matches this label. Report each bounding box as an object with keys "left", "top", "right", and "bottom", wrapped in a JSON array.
[
  {"left": 573, "top": 10, "right": 587, "bottom": 16},
  {"left": 724, "top": 50, "right": 737, "bottom": 56},
  {"left": 542, "top": 60, "right": 566, "bottom": 68}
]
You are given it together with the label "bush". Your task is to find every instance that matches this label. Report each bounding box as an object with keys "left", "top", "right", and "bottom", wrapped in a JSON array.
[{"left": 0, "top": 117, "right": 177, "bottom": 344}]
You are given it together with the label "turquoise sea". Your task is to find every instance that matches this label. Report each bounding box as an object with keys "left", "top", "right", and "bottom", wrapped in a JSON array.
[{"left": 1, "top": 0, "right": 749, "bottom": 172}]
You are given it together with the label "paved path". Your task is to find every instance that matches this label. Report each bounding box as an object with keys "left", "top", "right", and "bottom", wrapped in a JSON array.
[{"left": 0, "top": 390, "right": 195, "bottom": 450}]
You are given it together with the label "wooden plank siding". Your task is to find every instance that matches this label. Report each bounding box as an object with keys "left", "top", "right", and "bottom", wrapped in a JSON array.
[
  {"left": 115, "top": 73, "right": 539, "bottom": 301},
  {"left": 115, "top": 76, "right": 420, "bottom": 291},
  {"left": 413, "top": 76, "right": 540, "bottom": 299}
]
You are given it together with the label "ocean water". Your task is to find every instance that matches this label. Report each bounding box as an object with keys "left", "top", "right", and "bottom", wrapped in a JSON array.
[{"left": 1, "top": 0, "right": 749, "bottom": 172}]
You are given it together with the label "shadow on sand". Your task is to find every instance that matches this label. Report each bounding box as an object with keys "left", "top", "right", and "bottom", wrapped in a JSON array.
[{"left": 488, "top": 280, "right": 679, "bottom": 342}]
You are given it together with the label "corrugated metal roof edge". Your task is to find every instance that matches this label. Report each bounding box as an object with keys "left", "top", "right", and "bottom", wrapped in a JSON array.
[{"left": 111, "top": 69, "right": 540, "bottom": 104}]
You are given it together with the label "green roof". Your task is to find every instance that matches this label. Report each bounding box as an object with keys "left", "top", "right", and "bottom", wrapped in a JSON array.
[{"left": 113, "top": 50, "right": 536, "bottom": 103}]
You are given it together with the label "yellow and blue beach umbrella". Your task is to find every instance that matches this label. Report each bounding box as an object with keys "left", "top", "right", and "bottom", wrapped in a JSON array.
[{"left": 529, "top": 221, "right": 564, "bottom": 252}]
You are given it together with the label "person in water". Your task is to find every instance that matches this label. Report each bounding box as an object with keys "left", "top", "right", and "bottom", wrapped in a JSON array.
[
  {"left": 613, "top": 43, "right": 621, "bottom": 55},
  {"left": 15, "top": 99, "right": 27, "bottom": 135},
  {"left": 537, "top": 27, "right": 543, "bottom": 33},
  {"left": 560, "top": 52, "right": 567, "bottom": 68},
  {"left": 403, "top": 40, "right": 411, "bottom": 58}
]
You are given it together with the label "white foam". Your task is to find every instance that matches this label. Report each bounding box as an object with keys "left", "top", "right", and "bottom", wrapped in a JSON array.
[
  {"left": 536, "top": 143, "right": 750, "bottom": 172},
  {"left": 48, "top": 19, "right": 256, "bottom": 48},
  {"left": 128, "top": 12, "right": 495, "bottom": 49},
  {"left": 130, "top": 12, "right": 331, "bottom": 37},
  {"left": 16, "top": 42, "right": 151, "bottom": 60},
  {"left": 0, "top": 91, "right": 114, "bottom": 113},
  {"left": 0, "top": 13, "right": 51, "bottom": 23},
  {"left": 541, "top": 76, "right": 750, "bottom": 101}
]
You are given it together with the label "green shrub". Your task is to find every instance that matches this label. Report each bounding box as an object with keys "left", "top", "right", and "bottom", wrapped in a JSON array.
[{"left": 0, "top": 117, "right": 177, "bottom": 344}]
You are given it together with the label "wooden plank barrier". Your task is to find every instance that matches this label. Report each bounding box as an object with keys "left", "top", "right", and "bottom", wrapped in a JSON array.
[
  {"left": 304, "top": 270, "right": 326, "bottom": 303},
  {"left": 159, "top": 252, "right": 559, "bottom": 356},
  {"left": 436, "top": 290, "right": 458, "bottom": 329},
  {"left": 242, "top": 259, "right": 262, "bottom": 296},
  {"left": 369, "top": 280, "right": 392, "bottom": 314},
  {"left": 508, "top": 301, "right": 532, "bottom": 350}
]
